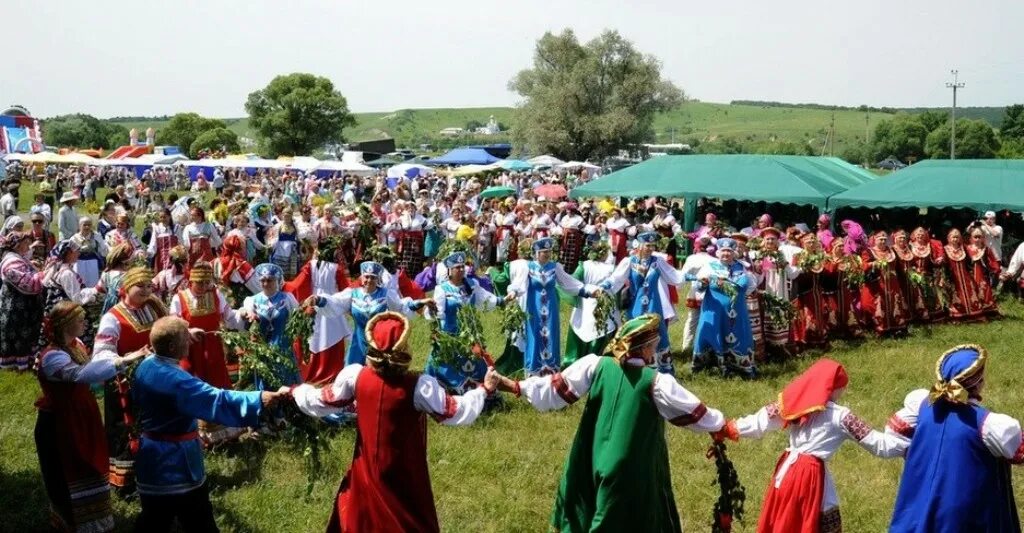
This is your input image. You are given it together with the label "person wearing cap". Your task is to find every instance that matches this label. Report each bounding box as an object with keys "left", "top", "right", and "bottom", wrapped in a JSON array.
[
  {"left": 887, "top": 345, "right": 1022, "bottom": 531},
  {"left": 287, "top": 311, "right": 496, "bottom": 532},
  {"left": 599, "top": 231, "right": 687, "bottom": 374},
  {"left": 169, "top": 261, "right": 249, "bottom": 443},
  {"left": 563, "top": 241, "right": 620, "bottom": 367},
  {"left": 282, "top": 237, "right": 352, "bottom": 386},
  {"left": 57, "top": 192, "right": 80, "bottom": 241},
  {"left": 93, "top": 266, "right": 168, "bottom": 491},
  {"left": 506, "top": 237, "right": 601, "bottom": 377},
  {"left": 690, "top": 237, "right": 757, "bottom": 376},
  {"left": 0, "top": 231, "right": 46, "bottom": 371},
  {"left": 493, "top": 314, "right": 727, "bottom": 532},
  {"left": 131, "top": 316, "right": 283, "bottom": 531},
  {"left": 978, "top": 210, "right": 1004, "bottom": 263},
  {"left": 753, "top": 226, "right": 801, "bottom": 357},
  {"left": 715, "top": 358, "right": 907, "bottom": 532},
  {"left": 34, "top": 301, "right": 147, "bottom": 533},
  {"left": 306, "top": 261, "right": 426, "bottom": 368},
  {"left": 426, "top": 251, "right": 513, "bottom": 393}
]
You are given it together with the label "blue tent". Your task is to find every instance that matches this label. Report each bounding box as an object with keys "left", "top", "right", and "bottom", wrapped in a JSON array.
[{"left": 425, "top": 148, "right": 501, "bottom": 166}]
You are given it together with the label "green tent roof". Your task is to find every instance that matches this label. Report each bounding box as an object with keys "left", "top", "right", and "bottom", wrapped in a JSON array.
[
  {"left": 569, "top": 155, "right": 875, "bottom": 207},
  {"left": 828, "top": 159, "right": 1024, "bottom": 211}
]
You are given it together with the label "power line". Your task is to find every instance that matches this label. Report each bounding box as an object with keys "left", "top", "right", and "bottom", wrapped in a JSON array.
[{"left": 946, "top": 70, "right": 965, "bottom": 160}]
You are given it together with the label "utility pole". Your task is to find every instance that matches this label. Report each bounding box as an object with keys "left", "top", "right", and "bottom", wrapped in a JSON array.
[
  {"left": 829, "top": 109, "right": 836, "bottom": 156},
  {"left": 946, "top": 70, "right": 965, "bottom": 159}
]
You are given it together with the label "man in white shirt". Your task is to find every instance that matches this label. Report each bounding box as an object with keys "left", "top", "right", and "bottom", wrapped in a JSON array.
[
  {"left": 0, "top": 184, "right": 17, "bottom": 219},
  {"left": 57, "top": 192, "right": 80, "bottom": 241},
  {"left": 979, "top": 211, "right": 1004, "bottom": 262}
]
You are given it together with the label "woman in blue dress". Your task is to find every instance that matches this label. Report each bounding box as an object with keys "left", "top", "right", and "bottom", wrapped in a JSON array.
[
  {"left": 426, "top": 252, "right": 512, "bottom": 393},
  {"left": 310, "top": 261, "right": 425, "bottom": 366},
  {"left": 599, "top": 232, "right": 687, "bottom": 374},
  {"left": 242, "top": 263, "right": 301, "bottom": 388},
  {"left": 507, "top": 238, "right": 599, "bottom": 377},
  {"left": 692, "top": 238, "right": 756, "bottom": 378},
  {"left": 268, "top": 207, "right": 300, "bottom": 280}
]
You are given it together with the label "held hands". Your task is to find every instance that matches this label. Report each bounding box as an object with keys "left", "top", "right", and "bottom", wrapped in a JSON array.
[
  {"left": 188, "top": 328, "right": 205, "bottom": 344},
  {"left": 710, "top": 419, "right": 740, "bottom": 443},
  {"left": 260, "top": 390, "right": 288, "bottom": 407},
  {"left": 302, "top": 295, "right": 319, "bottom": 310},
  {"left": 483, "top": 367, "right": 501, "bottom": 394},
  {"left": 117, "top": 345, "right": 151, "bottom": 367}
]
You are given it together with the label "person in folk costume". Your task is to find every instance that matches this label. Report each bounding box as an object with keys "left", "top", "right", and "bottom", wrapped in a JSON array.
[
  {"left": 605, "top": 206, "right": 631, "bottom": 264},
  {"left": 599, "top": 231, "right": 687, "bottom": 374},
  {"left": 169, "top": 262, "right": 249, "bottom": 444},
  {"left": 887, "top": 345, "right": 1023, "bottom": 532},
  {"left": 93, "top": 266, "right": 168, "bottom": 491},
  {"left": 815, "top": 214, "right": 835, "bottom": 251},
  {"left": 752, "top": 227, "right": 800, "bottom": 357},
  {"left": 0, "top": 231, "right": 46, "bottom": 371},
  {"left": 238, "top": 263, "right": 303, "bottom": 391},
  {"left": 491, "top": 238, "right": 534, "bottom": 376},
  {"left": 426, "top": 251, "right": 512, "bottom": 394},
  {"left": 389, "top": 199, "right": 431, "bottom": 275},
  {"left": 556, "top": 202, "right": 586, "bottom": 274},
  {"left": 647, "top": 203, "right": 683, "bottom": 304},
  {"left": 153, "top": 245, "right": 189, "bottom": 305},
  {"left": 859, "top": 230, "right": 909, "bottom": 336},
  {"left": 266, "top": 206, "right": 301, "bottom": 280},
  {"left": 530, "top": 202, "right": 553, "bottom": 238},
  {"left": 282, "top": 238, "right": 352, "bottom": 386},
  {"left": 306, "top": 261, "right": 426, "bottom": 367},
  {"left": 752, "top": 213, "right": 774, "bottom": 237},
  {"left": 824, "top": 237, "right": 864, "bottom": 339},
  {"left": 492, "top": 314, "right": 728, "bottom": 533},
  {"left": 71, "top": 217, "right": 109, "bottom": 289},
  {"left": 39, "top": 240, "right": 100, "bottom": 351},
  {"left": 679, "top": 236, "right": 715, "bottom": 354},
  {"left": 247, "top": 200, "right": 273, "bottom": 257},
  {"left": 1000, "top": 239, "right": 1024, "bottom": 298},
  {"left": 692, "top": 212, "right": 719, "bottom": 241},
  {"left": 965, "top": 225, "right": 1001, "bottom": 318},
  {"left": 287, "top": 312, "right": 495, "bottom": 533},
  {"left": 34, "top": 302, "right": 147, "bottom": 533},
  {"left": 507, "top": 237, "right": 601, "bottom": 377},
  {"left": 564, "top": 241, "right": 619, "bottom": 367},
  {"left": 28, "top": 211, "right": 57, "bottom": 269},
  {"left": 492, "top": 197, "right": 519, "bottom": 263},
  {"left": 131, "top": 317, "right": 283, "bottom": 532},
  {"left": 104, "top": 213, "right": 142, "bottom": 256},
  {"left": 790, "top": 233, "right": 832, "bottom": 351},
  {"left": 891, "top": 229, "right": 924, "bottom": 322},
  {"left": 214, "top": 233, "right": 262, "bottom": 308},
  {"left": 146, "top": 208, "right": 180, "bottom": 272},
  {"left": 907, "top": 227, "right": 948, "bottom": 322},
  {"left": 691, "top": 237, "right": 757, "bottom": 377},
  {"left": 713, "top": 359, "right": 907, "bottom": 533},
  {"left": 731, "top": 233, "right": 767, "bottom": 361},
  {"left": 182, "top": 206, "right": 221, "bottom": 267},
  {"left": 943, "top": 228, "right": 990, "bottom": 322},
  {"left": 95, "top": 244, "right": 135, "bottom": 316}
]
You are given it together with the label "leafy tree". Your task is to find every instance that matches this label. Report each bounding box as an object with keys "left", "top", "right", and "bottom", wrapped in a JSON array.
[
  {"left": 694, "top": 137, "right": 743, "bottom": 154},
  {"left": 839, "top": 145, "right": 868, "bottom": 165},
  {"left": 999, "top": 104, "right": 1024, "bottom": 141},
  {"left": 189, "top": 127, "right": 240, "bottom": 158},
  {"left": 465, "top": 120, "right": 484, "bottom": 131},
  {"left": 509, "top": 29, "right": 683, "bottom": 161},
  {"left": 156, "top": 113, "right": 227, "bottom": 154},
  {"left": 924, "top": 119, "right": 1000, "bottom": 159},
  {"left": 245, "top": 73, "right": 356, "bottom": 157},
  {"left": 917, "top": 110, "right": 949, "bottom": 133},
  {"left": 870, "top": 113, "right": 929, "bottom": 162},
  {"left": 42, "top": 114, "right": 129, "bottom": 149}
]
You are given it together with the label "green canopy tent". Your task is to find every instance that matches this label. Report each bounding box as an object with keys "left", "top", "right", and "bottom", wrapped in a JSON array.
[
  {"left": 828, "top": 159, "right": 1024, "bottom": 212},
  {"left": 569, "top": 155, "right": 876, "bottom": 249}
]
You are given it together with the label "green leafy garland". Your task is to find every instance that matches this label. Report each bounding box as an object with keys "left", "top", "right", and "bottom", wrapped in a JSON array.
[
  {"left": 500, "top": 301, "right": 527, "bottom": 339},
  {"left": 708, "top": 441, "right": 746, "bottom": 533},
  {"left": 760, "top": 291, "right": 796, "bottom": 325},
  {"left": 220, "top": 323, "right": 330, "bottom": 496},
  {"left": 794, "top": 250, "right": 826, "bottom": 272},
  {"left": 284, "top": 308, "right": 316, "bottom": 366},
  {"left": 430, "top": 304, "right": 488, "bottom": 367},
  {"left": 755, "top": 249, "right": 787, "bottom": 272},
  {"left": 592, "top": 293, "right": 617, "bottom": 336},
  {"left": 839, "top": 255, "right": 865, "bottom": 288}
]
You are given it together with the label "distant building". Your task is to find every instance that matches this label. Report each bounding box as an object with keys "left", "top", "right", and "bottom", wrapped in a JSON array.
[
  {"left": 439, "top": 127, "right": 465, "bottom": 136},
  {"left": 474, "top": 115, "right": 502, "bottom": 135}
]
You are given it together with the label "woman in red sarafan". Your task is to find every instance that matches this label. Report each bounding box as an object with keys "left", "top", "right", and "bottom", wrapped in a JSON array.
[
  {"left": 824, "top": 238, "right": 863, "bottom": 339},
  {"left": 965, "top": 226, "right": 1001, "bottom": 318},
  {"left": 907, "top": 227, "right": 948, "bottom": 323},
  {"left": 790, "top": 233, "right": 832, "bottom": 352},
  {"left": 943, "top": 228, "right": 990, "bottom": 322},
  {"left": 286, "top": 312, "right": 495, "bottom": 533},
  {"left": 859, "top": 231, "right": 909, "bottom": 336}
]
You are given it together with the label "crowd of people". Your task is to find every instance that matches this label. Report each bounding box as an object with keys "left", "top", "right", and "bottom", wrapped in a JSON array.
[{"left": 2, "top": 158, "right": 1022, "bottom": 532}]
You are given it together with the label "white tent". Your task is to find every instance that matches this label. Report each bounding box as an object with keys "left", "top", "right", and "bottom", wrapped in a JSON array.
[
  {"left": 528, "top": 155, "right": 565, "bottom": 166},
  {"left": 315, "top": 159, "right": 374, "bottom": 175},
  {"left": 387, "top": 163, "right": 434, "bottom": 179},
  {"left": 557, "top": 161, "right": 601, "bottom": 171}
]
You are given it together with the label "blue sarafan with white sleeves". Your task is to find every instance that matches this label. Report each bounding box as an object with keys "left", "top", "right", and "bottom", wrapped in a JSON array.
[
  {"left": 692, "top": 259, "right": 756, "bottom": 376},
  {"left": 426, "top": 277, "right": 499, "bottom": 393},
  {"left": 889, "top": 345, "right": 1022, "bottom": 532},
  {"left": 131, "top": 355, "right": 262, "bottom": 495}
]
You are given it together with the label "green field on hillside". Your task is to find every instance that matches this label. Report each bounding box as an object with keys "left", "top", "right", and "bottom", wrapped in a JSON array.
[{"left": 109, "top": 101, "right": 892, "bottom": 151}]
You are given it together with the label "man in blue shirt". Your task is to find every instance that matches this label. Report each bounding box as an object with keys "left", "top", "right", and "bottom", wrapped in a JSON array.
[{"left": 132, "top": 316, "right": 284, "bottom": 532}]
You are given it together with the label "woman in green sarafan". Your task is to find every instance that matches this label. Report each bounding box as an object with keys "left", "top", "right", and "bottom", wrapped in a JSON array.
[{"left": 495, "top": 314, "right": 728, "bottom": 532}]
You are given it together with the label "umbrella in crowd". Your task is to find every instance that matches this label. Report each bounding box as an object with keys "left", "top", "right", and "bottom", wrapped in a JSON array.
[
  {"left": 534, "top": 183, "right": 568, "bottom": 199},
  {"left": 499, "top": 159, "right": 534, "bottom": 172},
  {"left": 479, "top": 186, "right": 517, "bottom": 199}
]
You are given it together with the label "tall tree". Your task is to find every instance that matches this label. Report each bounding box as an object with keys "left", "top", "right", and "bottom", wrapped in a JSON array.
[
  {"left": 999, "top": 104, "right": 1024, "bottom": 141},
  {"left": 156, "top": 113, "right": 227, "bottom": 155},
  {"left": 43, "top": 114, "right": 129, "bottom": 149},
  {"left": 917, "top": 110, "right": 949, "bottom": 133},
  {"left": 870, "top": 113, "right": 929, "bottom": 162},
  {"left": 509, "top": 29, "right": 683, "bottom": 161},
  {"left": 924, "top": 119, "right": 1001, "bottom": 159},
  {"left": 245, "top": 73, "right": 356, "bottom": 157},
  {"left": 189, "top": 127, "right": 240, "bottom": 158}
]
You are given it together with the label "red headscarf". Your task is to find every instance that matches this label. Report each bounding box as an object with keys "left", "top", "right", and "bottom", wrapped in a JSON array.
[
  {"left": 218, "top": 234, "right": 253, "bottom": 284},
  {"left": 778, "top": 359, "right": 849, "bottom": 427}
]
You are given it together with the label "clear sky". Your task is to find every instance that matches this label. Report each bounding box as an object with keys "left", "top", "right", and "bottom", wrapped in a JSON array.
[{"left": 5, "top": 0, "right": 1022, "bottom": 118}]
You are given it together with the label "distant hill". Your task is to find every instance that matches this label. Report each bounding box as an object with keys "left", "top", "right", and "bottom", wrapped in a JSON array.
[{"left": 106, "top": 100, "right": 1013, "bottom": 153}]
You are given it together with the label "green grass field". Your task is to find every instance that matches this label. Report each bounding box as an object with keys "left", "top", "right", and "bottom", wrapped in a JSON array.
[
  {"left": 109, "top": 101, "right": 889, "bottom": 152},
  {"left": 2, "top": 296, "right": 1023, "bottom": 532}
]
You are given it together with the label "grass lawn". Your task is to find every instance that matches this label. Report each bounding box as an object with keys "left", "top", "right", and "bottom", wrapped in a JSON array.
[{"left": 1, "top": 295, "right": 1023, "bottom": 532}]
